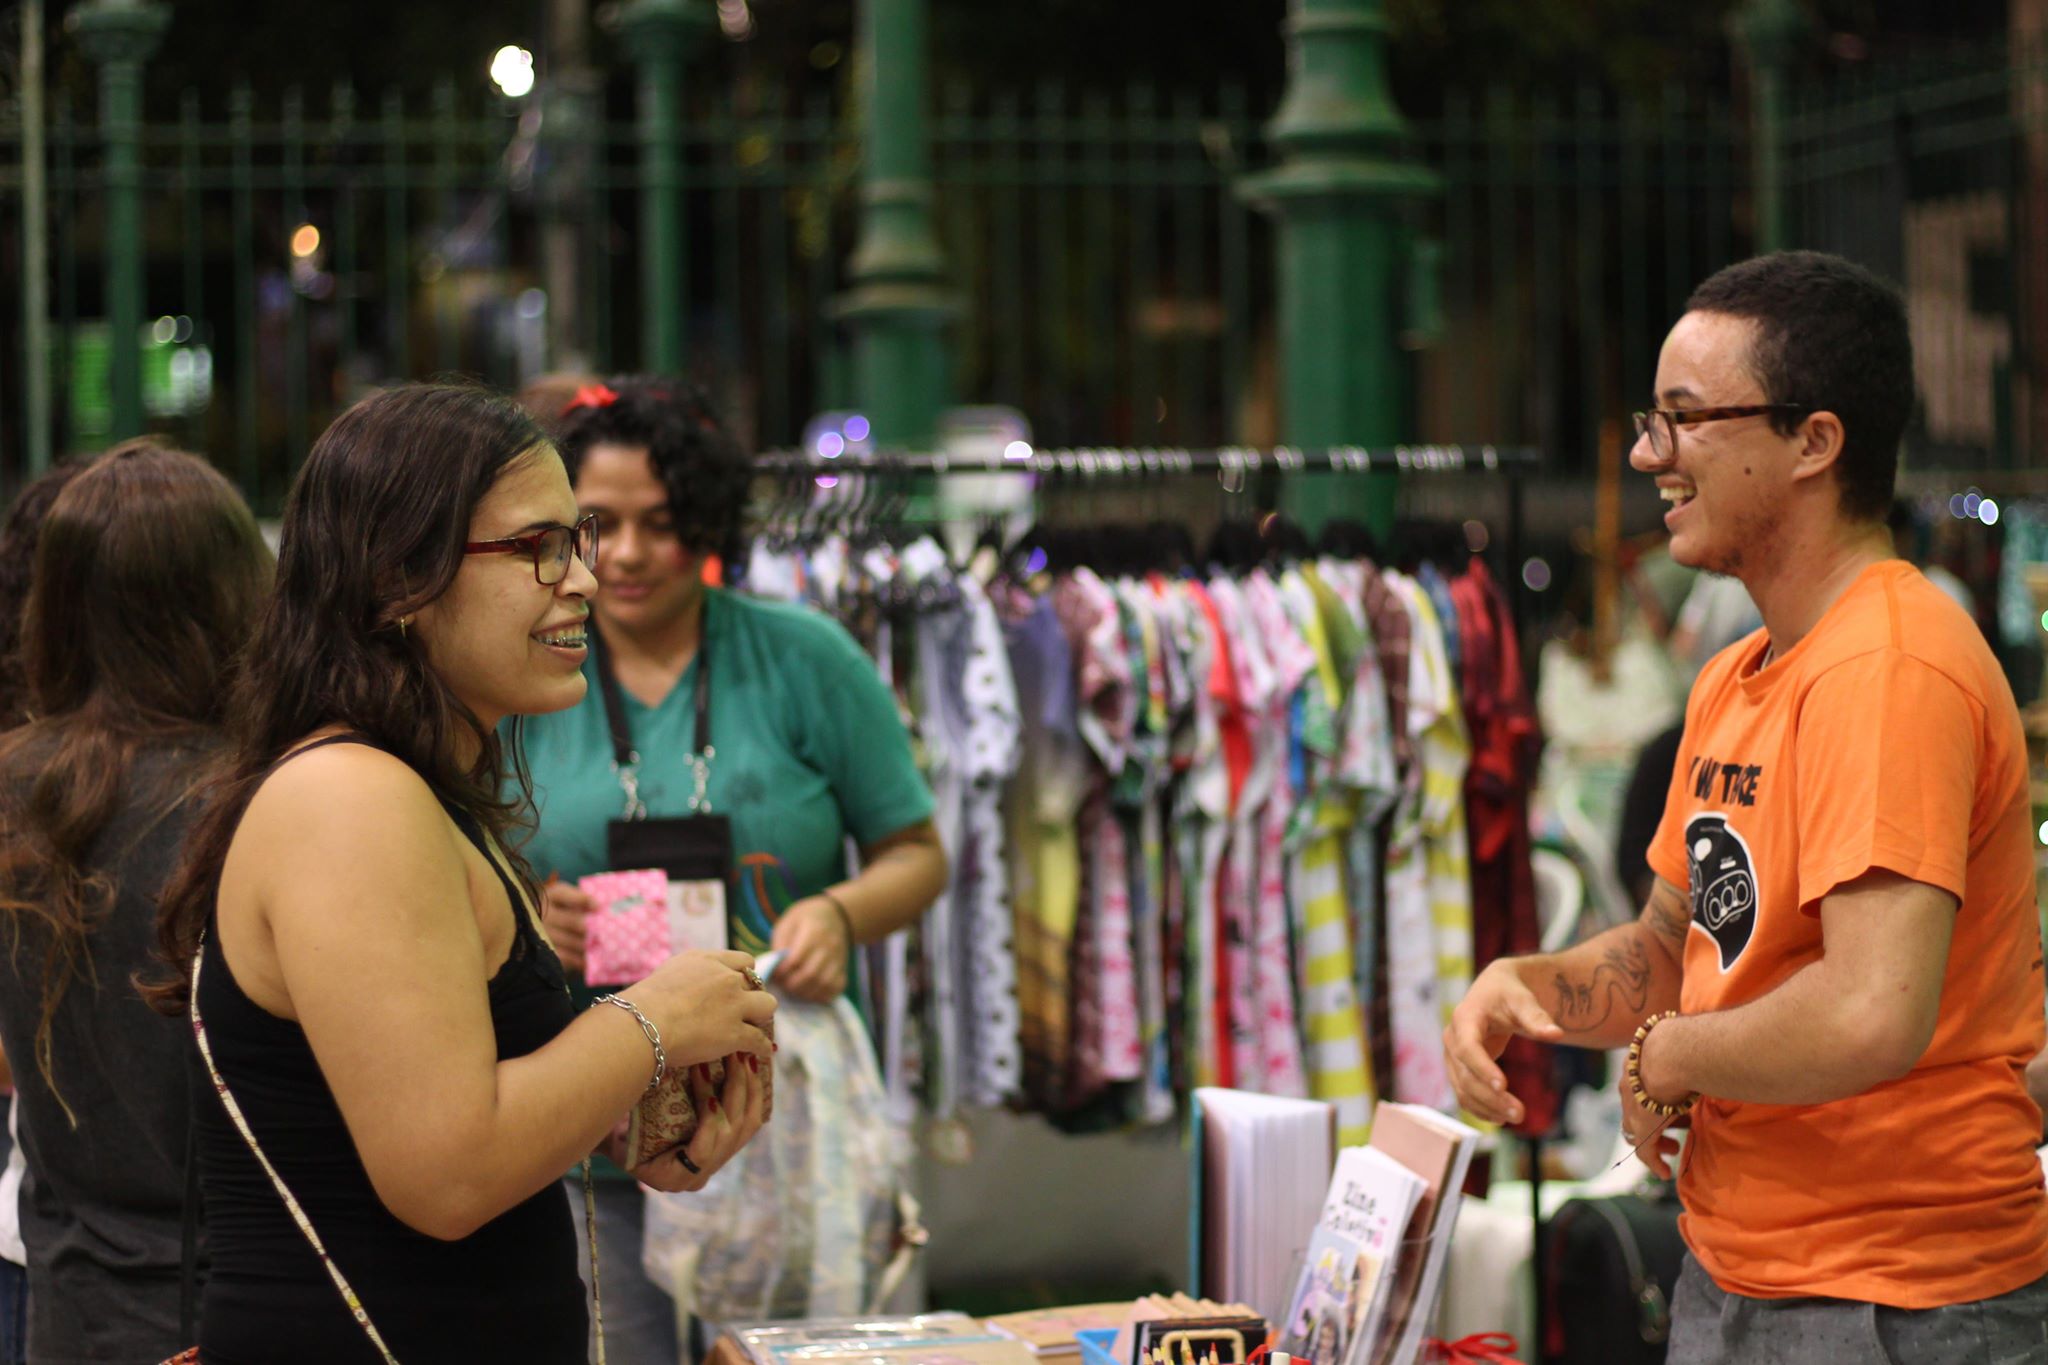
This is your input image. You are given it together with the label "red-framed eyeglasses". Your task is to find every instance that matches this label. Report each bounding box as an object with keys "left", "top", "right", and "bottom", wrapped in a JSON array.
[{"left": 462, "top": 512, "right": 600, "bottom": 585}]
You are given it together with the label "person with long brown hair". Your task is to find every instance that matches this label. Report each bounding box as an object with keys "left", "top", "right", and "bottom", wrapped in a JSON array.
[
  {"left": 0, "top": 458, "right": 87, "bottom": 729},
  {"left": 0, "top": 440, "right": 271, "bottom": 1364},
  {"left": 0, "top": 455, "right": 89, "bottom": 1365},
  {"left": 151, "top": 382, "right": 774, "bottom": 1363}
]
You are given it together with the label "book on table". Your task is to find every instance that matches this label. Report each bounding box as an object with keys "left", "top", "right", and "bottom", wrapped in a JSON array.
[
  {"left": 1360, "top": 1103, "right": 1480, "bottom": 1365},
  {"left": 1190, "top": 1086, "right": 1336, "bottom": 1329},
  {"left": 722, "top": 1312, "right": 1020, "bottom": 1365},
  {"left": 985, "top": 1303, "right": 1135, "bottom": 1360},
  {"left": 1277, "top": 1146, "right": 1428, "bottom": 1365}
]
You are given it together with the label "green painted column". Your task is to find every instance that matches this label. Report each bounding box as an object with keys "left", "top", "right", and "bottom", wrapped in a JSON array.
[
  {"left": 1734, "top": 0, "right": 1807, "bottom": 254},
  {"left": 540, "top": 0, "right": 602, "bottom": 372},
  {"left": 619, "top": 0, "right": 708, "bottom": 374},
  {"left": 70, "top": 0, "right": 169, "bottom": 442},
  {"left": 1242, "top": 0, "right": 1435, "bottom": 539},
  {"left": 836, "top": 0, "right": 952, "bottom": 449}
]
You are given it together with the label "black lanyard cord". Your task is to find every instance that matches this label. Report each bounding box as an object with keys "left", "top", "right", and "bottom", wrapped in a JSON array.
[{"left": 587, "top": 612, "right": 713, "bottom": 813}]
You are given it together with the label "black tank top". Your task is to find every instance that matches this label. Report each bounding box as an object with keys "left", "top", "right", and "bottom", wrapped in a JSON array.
[{"left": 195, "top": 736, "right": 587, "bottom": 1364}]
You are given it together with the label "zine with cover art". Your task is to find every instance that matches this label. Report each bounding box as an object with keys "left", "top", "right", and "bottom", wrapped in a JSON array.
[
  {"left": 1280, "top": 1223, "right": 1369, "bottom": 1365},
  {"left": 1364, "top": 1104, "right": 1480, "bottom": 1365},
  {"left": 1317, "top": 1147, "right": 1426, "bottom": 1362},
  {"left": 1278, "top": 1144, "right": 1431, "bottom": 1365}
]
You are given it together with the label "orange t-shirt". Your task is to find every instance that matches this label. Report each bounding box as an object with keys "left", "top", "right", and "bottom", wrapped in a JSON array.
[{"left": 1648, "top": 559, "right": 2048, "bottom": 1309}]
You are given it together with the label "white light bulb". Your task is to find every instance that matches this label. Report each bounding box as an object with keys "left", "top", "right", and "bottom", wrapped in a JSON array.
[{"left": 490, "top": 46, "right": 536, "bottom": 99}]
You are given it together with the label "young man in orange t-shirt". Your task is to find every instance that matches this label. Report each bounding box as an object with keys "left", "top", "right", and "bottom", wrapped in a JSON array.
[{"left": 1446, "top": 250, "right": 2048, "bottom": 1362}]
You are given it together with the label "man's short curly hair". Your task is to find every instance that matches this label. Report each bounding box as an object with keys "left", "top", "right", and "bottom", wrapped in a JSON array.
[
  {"left": 1685, "top": 250, "right": 1913, "bottom": 524},
  {"left": 551, "top": 376, "right": 751, "bottom": 562}
]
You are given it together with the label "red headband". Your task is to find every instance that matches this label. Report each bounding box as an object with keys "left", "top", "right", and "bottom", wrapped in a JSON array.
[
  {"left": 561, "top": 383, "right": 619, "bottom": 417},
  {"left": 561, "top": 381, "right": 719, "bottom": 436}
]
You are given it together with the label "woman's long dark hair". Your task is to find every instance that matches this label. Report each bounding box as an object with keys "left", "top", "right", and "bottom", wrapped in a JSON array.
[
  {"left": 551, "top": 375, "right": 750, "bottom": 566},
  {"left": 0, "top": 441, "right": 272, "bottom": 1120},
  {"left": 151, "top": 382, "right": 551, "bottom": 1014},
  {"left": 0, "top": 458, "right": 89, "bottom": 728}
]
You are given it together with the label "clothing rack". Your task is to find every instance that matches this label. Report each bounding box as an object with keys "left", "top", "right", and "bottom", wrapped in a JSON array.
[
  {"left": 753, "top": 444, "right": 1541, "bottom": 476},
  {"left": 749, "top": 439, "right": 1553, "bottom": 1340},
  {"left": 752, "top": 442, "right": 1541, "bottom": 633}
]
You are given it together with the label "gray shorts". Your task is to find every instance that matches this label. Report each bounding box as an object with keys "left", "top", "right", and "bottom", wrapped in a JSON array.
[{"left": 1667, "top": 1254, "right": 2048, "bottom": 1365}]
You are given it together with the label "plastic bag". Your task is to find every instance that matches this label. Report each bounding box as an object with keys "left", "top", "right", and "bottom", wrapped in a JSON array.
[{"left": 641, "top": 962, "right": 923, "bottom": 1326}]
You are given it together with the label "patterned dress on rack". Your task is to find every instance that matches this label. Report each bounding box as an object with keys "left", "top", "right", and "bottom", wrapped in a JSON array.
[
  {"left": 1171, "top": 583, "right": 1232, "bottom": 1090},
  {"left": 1057, "top": 569, "right": 1144, "bottom": 1099},
  {"left": 1382, "top": 573, "right": 1474, "bottom": 1113},
  {"left": 954, "top": 574, "right": 1024, "bottom": 1109},
  {"left": 1116, "top": 579, "right": 1179, "bottom": 1122},
  {"left": 998, "top": 587, "right": 1085, "bottom": 1113},
  {"left": 1201, "top": 576, "right": 1273, "bottom": 1093},
  {"left": 1282, "top": 565, "right": 1377, "bottom": 1146},
  {"left": 1240, "top": 569, "right": 1317, "bottom": 1100}
]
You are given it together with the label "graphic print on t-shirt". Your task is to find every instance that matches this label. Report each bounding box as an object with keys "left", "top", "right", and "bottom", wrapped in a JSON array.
[{"left": 1686, "top": 813, "right": 1758, "bottom": 970}]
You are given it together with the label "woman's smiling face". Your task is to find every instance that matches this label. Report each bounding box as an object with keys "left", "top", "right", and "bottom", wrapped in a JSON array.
[
  {"left": 411, "top": 446, "right": 596, "bottom": 728},
  {"left": 573, "top": 441, "right": 702, "bottom": 637}
]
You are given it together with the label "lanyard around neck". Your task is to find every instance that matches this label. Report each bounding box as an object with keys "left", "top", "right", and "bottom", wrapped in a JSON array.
[{"left": 588, "top": 613, "right": 713, "bottom": 818}]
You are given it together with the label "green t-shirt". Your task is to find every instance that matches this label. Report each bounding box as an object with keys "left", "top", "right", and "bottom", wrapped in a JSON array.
[
  {"left": 513, "top": 587, "right": 935, "bottom": 954},
  {"left": 513, "top": 589, "right": 933, "bottom": 1181}
]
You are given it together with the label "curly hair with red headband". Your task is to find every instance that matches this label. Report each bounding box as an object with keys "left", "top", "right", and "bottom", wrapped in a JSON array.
[{"left": 549, "top": 376, "right": 752, "bottom": 563}]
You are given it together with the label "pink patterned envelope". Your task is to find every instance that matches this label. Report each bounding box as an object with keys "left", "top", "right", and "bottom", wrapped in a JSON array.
[{"left": 579, "top": 867, "right": 673, "bottom": 985}]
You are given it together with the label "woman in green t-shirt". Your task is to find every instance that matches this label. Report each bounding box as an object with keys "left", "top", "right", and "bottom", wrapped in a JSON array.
[{"left": 518, "top": 376, "right": 946, "bottom": 1359}]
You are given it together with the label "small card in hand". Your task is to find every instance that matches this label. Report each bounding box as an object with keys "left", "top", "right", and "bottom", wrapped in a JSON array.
[
  {"left": 580, "top": 868, "right": 673, "bottom": 985},
  {"left": 580, "top": 867, "right": 732, "bottom": 987}
]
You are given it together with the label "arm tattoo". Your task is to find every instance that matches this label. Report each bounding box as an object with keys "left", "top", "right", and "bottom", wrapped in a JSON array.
[
  {"left": 1643, "top": 881, "right": 1692, "bottom": 961},
  {"left": 1551, "top": 937, "right": 1653, "bottom": 1029}
]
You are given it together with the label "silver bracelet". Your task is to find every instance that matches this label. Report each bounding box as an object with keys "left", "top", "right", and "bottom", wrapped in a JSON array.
[{"left": 596, "top": 994, "right": 666, "bottom": 1095}]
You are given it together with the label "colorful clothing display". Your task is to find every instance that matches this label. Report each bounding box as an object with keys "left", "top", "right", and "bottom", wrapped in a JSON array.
[{"left": 739, "top": 533, "right": 1540, "bottom": 1133}]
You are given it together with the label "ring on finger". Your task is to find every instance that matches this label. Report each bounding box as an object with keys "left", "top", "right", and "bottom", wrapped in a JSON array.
[
  {"left": 676, "top": 1149, "right": 702, "bottom": 1175},
  {"left": 740, "top": 967, "right": 765, "bottom": 992}
]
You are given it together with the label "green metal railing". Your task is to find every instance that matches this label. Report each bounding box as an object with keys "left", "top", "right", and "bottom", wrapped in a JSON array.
[
  {"left": 2, "top": 44, "right": 2037, "bottom": 503},
  {"left": 932, "top": 83, "right": 1267, "bottom": 453},
  {"left": 1418, "top": 90, "right": 1747, "bottom": 459},
  {"left": 0, "top": 80, "right": 1273, "bottom": 503},
  {"left": 1780, "top": 44, "right": 2032, "bottom": 468}
]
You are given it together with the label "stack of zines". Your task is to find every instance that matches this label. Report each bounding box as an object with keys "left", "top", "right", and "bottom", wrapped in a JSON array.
[
  {"left": 984, "top": 1303, "right": 1140, "bottom": 1361},
  {"left": 1190, "top": 1087, "right": 1337, "bottom": 1327},
  {"left": 1276, "top": 1104, "right": 1481, "bottom": 1365},
  {"left": 711, "top": 1312, "right": 1037, "bottom": 1365}
]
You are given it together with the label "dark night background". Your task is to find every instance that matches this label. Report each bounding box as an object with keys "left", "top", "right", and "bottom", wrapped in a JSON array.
[{"left": 18, "top": 0, "right": 2016, "bottom": 114}]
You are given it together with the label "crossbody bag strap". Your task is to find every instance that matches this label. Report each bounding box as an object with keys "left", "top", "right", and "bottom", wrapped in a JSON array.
[{"left": 189, "top": 935, "right": 402, "bottom": 1364}]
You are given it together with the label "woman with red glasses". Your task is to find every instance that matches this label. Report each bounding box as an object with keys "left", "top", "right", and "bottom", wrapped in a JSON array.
[
  {"left": 516, "top": 376, "right": 946, "bottom": 1360},
  {"left": 151, "top": 382, "right": 775, "bottom": 1363}
]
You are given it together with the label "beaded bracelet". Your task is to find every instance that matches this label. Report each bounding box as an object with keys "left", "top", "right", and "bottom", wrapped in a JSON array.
[
  {"left": 596, "top": 994, "right": 667, "bottom": 1096},
  {"left": 1626, "top": 1010, "right": 1697, "bottom": 1119}
]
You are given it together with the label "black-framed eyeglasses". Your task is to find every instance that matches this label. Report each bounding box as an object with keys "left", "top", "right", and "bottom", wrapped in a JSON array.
[
  {"left": 1631, "top": 404, "right": 1808, "bottom": 462},
  {"left": 463, "top": 512, "right": 600, "bottom": 585}
]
